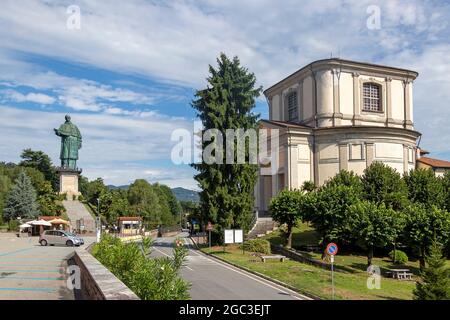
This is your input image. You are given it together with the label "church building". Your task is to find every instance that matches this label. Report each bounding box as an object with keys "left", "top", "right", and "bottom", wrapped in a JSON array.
[{"left": 255, "top": 58, "right": 423, "bottom": 216}]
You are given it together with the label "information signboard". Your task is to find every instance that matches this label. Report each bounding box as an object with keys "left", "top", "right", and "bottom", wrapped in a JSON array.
[
  {"left": 234, "top": 229, "right": 243, "bottom": 243},
  {"left": 224, "top": 229, "right": 234, "bottom": 244}
]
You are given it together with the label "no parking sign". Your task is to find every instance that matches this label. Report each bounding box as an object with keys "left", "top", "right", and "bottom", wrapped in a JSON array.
[{"left": 326, "top": 242, "right": 338, "bottom": 256}]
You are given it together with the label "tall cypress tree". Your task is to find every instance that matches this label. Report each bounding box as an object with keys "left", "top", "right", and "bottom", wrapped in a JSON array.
[
  {"left": 3, "top": 170, "right": 40, "bottom": 220},
  {"left": 192, "top": 53, "right": 261, "bottom": 240},
  {"left": 414, "top": 240, "right": 450, "bottom": 300}
]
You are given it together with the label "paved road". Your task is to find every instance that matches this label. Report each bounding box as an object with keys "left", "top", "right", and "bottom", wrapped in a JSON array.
[
  {"left": 0, "top": 234, "right": 94, "bottom": 300},
  {"left": 151, "top": 233, "right": 307, "bottom": 300}
]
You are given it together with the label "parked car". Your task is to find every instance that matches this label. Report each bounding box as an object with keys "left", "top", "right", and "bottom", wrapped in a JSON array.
[
  {"left": 66, "top": 232, "right": 84, "bottom": 245},
  {"left": 39, "top": 230, "right": 83, "bottom": 247}
]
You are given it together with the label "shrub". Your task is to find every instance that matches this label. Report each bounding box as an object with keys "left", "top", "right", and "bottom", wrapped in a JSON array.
[
  {"left": 240, "top": 239, "right": 271, "bottom": 254},
  {"left": 389, "top": 249, "right": 409, "bottom": 264},
  {"left": 92, "top": 234, "right": 190, "bottom": 300},
  {"left": 8, "top": 219, "right": 19, "bottom": 232}
]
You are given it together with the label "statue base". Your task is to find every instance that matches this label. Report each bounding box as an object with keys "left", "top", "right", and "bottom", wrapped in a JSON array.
[{"left": 56, "top": 167, "right": 82, "bottom": 201}]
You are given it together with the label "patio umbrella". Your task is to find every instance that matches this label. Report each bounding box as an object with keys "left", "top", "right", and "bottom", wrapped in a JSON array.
[
  {"left": 29, "top": 219, "right": 52, "bottom": 226},
  {"left": 48, "top": 218, "right": 70, "bottom": 225},
  {"left": 19, "top": 223, "right": 32, "bottom": 229}
]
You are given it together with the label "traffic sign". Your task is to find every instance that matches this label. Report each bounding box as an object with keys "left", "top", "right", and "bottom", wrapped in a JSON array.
[
  {"left": 207, "top": 222, "right": 213, "bottom": 231},
  {"left": 326, "top": 243, "right": 338, "bottom": 256}
]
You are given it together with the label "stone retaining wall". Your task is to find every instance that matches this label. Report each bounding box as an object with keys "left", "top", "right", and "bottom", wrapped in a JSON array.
[{"left": 72, "top": 248, "right": 139, "bottom": 300}]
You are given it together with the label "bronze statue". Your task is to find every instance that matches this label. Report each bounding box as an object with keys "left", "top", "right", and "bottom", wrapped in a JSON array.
[{"left": 54, "top": 115, "right": 82, "bottom": 170}]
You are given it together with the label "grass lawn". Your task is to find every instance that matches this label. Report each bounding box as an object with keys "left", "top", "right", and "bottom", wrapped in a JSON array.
[
  {"left": 202, "top": 245, "right": 416, "bottom": 300},
  {"left": 201, "top": 222, "right": 450, "bottom": 300}
]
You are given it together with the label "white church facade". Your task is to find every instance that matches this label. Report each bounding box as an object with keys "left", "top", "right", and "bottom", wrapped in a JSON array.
[{"left": 255, "top": 58, "right": 423, "bottom": 216}]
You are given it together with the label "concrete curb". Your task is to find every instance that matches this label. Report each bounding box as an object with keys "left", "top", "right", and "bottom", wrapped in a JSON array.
[{"left": 189, "top": 236, "right": 321, "bottom": 300}]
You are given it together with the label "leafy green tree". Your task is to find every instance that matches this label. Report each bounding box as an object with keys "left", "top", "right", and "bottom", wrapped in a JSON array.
[
  {"left": 308, "top": 184, "right": 360, "bottom": 251},
  {"left": 128, "top": 179, "right": 162, "bottom": 227},
  {"left": 19, "top": 149, "right": 58, "bottom": 190},
  {"left": 403, "top": 204, "right": 450, "bottom": 269},
  {"left": 0, "top": 173, "right": 12, "bottom": 223},
  {"left": 301, "top": 181, "right": 316, "bottom": 192},
  {"left": 441, "top": 171, "right": 450, "bottom": 212},
  {"left": 404, "top": 168, "right": 445, "bottom": 209},
  {"left": 79, "top": 175, "right": 89, "bottom": 198},
  {"left": 324, "top": 170, "right": 364, "bottom": 196},
  {"left": 154, "top": 184, "right": 180, "bottom": 217},
  {"left": 347, "top": 201, "right": 405, "bottom": 266},
  {"left": 99, "top": 189, "right": 130, "bottom": 225},
  {"left": 414, "top": 240, "right": 450, "bottom": 300},
  {"left": 269, "top": 189, "right": 308, "bottom": 248},
  {"left": 153, "top": 183, "right": 178, "bottom": 226},
  {"left": 36, "top": 180, "right": 65, "bottom": 216},
  {"left": 362, "top": 162, "right": 409, "bottom": 210},
  {"left": 191, "top": 53, "right": 261, "bottom": 240},
  {"left": 3, "top": 170, "right": 40, "bottom": 220},
  {"left": 86, "top": 178, "right": 108, "bottom": 206}
]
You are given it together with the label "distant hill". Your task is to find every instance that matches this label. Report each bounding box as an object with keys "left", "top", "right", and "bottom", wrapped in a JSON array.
[
  {"left": 107, "top": 185, "right": 129, "bottom": 190},
  {"left": 107, "top": 185, "right": 199, "bottom": 203},
  {"left": 171, "top": 187, "right": 200, "bottom": 203}
]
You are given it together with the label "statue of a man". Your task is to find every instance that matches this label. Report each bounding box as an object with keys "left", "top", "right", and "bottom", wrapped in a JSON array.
[{"left": 54, "top": 115, "right": 82, "bottom": 170}]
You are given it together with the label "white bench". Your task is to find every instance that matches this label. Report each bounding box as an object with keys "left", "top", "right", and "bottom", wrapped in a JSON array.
[{"left": 260, "top": 255, "right": 286, "bottom": 263}]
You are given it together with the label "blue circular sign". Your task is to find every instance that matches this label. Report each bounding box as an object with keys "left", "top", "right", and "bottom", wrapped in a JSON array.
[{"left": 326, "top": 243, "right": 338, "bottom": 256}]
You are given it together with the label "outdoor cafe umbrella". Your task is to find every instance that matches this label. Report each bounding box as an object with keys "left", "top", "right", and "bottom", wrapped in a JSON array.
[
  {"left": 29, "top": 219, "right": 52, "bottom": 227},
  {"left": 19, "top": 223, "right": 32, "bottom": 229},
  {"left": 49, "top": 218, "right": 69, "bottom": 230},
  {"left": 29, "top": 219, "right": 52, "bottom": 235},
  {"left": 48, "top": 218, "right": 69, "bottom": 225}
]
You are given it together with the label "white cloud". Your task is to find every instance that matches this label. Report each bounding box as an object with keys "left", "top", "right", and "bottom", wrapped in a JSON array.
[
  {"left": 1, "top": 89, "right": 55, "bottom": 104},
  {"left": 0, "top": 0, "right": 449, "bottom": 169},
  {"left": 0, "top": 105, "right": 197, "bottom": 188}
]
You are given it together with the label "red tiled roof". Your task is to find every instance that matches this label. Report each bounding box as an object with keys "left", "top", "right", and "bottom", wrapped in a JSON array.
[{"left": 417, "top": 157, "right": 450, "bottom": 168}]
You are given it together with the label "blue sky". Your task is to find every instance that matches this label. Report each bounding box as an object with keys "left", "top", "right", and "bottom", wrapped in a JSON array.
[{"left": 0, "top": 0, "right": 449, "bottom": 189}]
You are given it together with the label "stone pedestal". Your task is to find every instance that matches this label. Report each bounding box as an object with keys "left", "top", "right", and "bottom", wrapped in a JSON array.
[{"left": 57, "top": 167, "right": 82, "bottom": 201}]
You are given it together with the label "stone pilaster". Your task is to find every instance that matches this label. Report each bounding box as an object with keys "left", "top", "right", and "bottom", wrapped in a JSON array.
[{"left": 352, "top": 72, "right": 361, "bottom": 125}]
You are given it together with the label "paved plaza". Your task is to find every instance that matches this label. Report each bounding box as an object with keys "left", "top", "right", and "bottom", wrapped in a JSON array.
[{"left": 0, "top": 233, "right": 93, "bottom": 300}]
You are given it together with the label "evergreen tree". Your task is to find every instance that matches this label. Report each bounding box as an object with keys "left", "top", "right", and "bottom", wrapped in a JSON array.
[
  {"left": 19, "top": 149, "right": 58, "bottom": 190},
  {"left": 414, "top": 240, "right": 450, "bottom": 300},
  {"left": 3, "top": 170, "right": 39, "bottom": 220},
  {"left": 191, "top": 53, "right": 261, "bottom": 240}
]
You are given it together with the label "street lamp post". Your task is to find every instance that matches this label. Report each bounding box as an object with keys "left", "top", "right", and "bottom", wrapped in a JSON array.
[{"left": 96, "top": 198, "right": 101, "bottom": 243}]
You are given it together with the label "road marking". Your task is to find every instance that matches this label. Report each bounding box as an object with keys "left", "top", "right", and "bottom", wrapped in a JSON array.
[
  {"left": 0, "top": 276, "right": 65, "bottom": 281},
  {"left": 193, "top": 250, "right": 307, "bottom": 300},
  {"left": 0, "top": 269, "right": 63, "bottom": 273},
  {"left": 152, "top": 247, "right": 172, "bottom": 258},
  {"left": 0, "top": 247, "right": 35, "bottom": 257},
  {"left": 0, "top": 287, "right": 56, "bottom": 292}
]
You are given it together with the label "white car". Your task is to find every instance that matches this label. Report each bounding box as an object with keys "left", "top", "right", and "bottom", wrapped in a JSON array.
[{"left": 39, "top": 230, "right": 83, "bottom": 247}]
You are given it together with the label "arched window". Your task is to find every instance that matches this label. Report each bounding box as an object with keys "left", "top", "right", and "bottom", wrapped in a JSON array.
[{"left": 363, "top": 83, "right": 381, "bottom": 111}]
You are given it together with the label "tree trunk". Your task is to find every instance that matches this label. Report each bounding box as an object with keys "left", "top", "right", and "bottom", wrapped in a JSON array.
[
  {"left": 392, "top": 242, "right": 396, "bottom": 263},
  {"left": 286, "top": 224, "right": 292, "bottom": 248},
  {"left": 419, "top": 245, "right": 426, "bottom": 270},
  {"left": 367, "top": 246, "right": 374, "bottom": 267}
]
